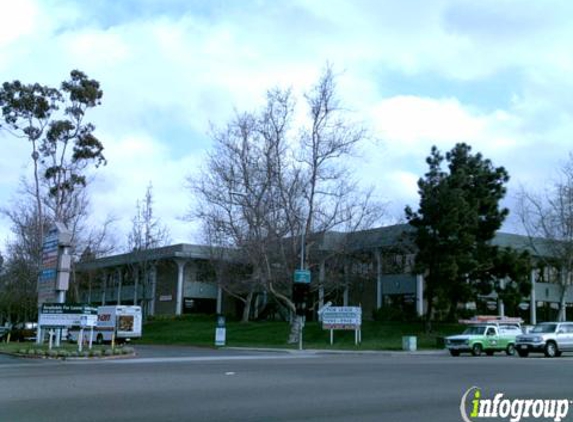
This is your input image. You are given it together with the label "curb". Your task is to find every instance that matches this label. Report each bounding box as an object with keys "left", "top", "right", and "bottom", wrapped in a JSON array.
[{"left": 224, "top": 346, "right": 448, "bottom": 356}]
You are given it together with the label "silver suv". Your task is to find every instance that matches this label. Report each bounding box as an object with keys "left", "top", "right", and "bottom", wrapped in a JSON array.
[{"left": 515, "top": 322, "right": 573, "bottom": 358}]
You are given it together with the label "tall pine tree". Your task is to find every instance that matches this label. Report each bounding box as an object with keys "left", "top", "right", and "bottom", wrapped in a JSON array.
[{"left": 406, "top": 143, "right": 530, "bottom": 325}]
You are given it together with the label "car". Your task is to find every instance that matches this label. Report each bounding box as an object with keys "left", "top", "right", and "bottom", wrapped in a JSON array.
[
  {"left": 9, "top": 322, "right": 38, "bottom": 342},
  {"left": 445, "top": 323, "right": 522, "bottom": 356},
  {"left": 515, "top": 322, "right": 573, "bottom": 358}
]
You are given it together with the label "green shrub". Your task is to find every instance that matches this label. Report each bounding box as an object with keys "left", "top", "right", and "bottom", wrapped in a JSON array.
[
  {"left": 57, "top": 350, "right": 69, "bottom": 358},
  {"left": 373, "top": 305, "right": 420, "bottom": 323},
  {"left": 103, "top": 348, "right": 113, "bottom": 356},
  {"left": 18, "top": 348, "right": 26, "bottom": 354}
]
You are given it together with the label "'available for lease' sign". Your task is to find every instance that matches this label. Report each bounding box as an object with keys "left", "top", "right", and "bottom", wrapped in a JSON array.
[{"left": 321, "top": 306, "right": 362, "bottom": 330}]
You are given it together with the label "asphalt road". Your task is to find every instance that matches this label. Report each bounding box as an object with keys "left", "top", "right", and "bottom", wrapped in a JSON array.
[{"left": 2, "top": 348, "right": 573, "bottom": 422}]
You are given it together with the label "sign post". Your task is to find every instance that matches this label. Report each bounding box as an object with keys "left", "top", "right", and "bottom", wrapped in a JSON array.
[
  {"left": 215, "top": 315, "right": 226, "bottom": 347},
  {"left": 293, "top": 270, "right": 311, "bottom": 351}
]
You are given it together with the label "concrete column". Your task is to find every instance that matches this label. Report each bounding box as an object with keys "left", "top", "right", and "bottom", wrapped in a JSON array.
[
  {"left": 318, "top": 258, "right": 326, "bottom": 311},
  {"left": 416, "top": 274, "right": 424, "bottom": 316},
  {"left": 149, "top": 265, "right": 157, "bottom": 316},
  {"left": 343, "top": 260, "right": 349, "bottom": 306},
  {"left": 175, "top": 259, "right": 186, "bottom": 315},
  {"left": 216, "top": 285, "right": 223, "bottom": 314},
  {"left": 375, "top": 249, "right": 383, "bottom": 309},
  {"left": 117, "top": 268, "right": 123, "bottom": 305},
  {"left": 498, "top": 279, "right": 506, "bottom": 318},
  {"left": 530, "top": 269, "right": 537, "bottom": 325},
  {"left": 559, "top": 268, "right": 568, "bottom": 322},
  {"left": 101, "top": 271, "right": 107, "bottom": 305},
  {"left": 133, "top": 267, "right": 139, "bottom": 306}
]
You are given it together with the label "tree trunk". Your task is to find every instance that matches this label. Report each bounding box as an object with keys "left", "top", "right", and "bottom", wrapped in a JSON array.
[
  {"left": 287, "top": 312, "right": 302, "bottom": 344},
  {"left": 241, "top": 290, "right": 254, "bottom": 323},
  {"left": 559, "top": 285, "right": 568, "bottom": 322},
  {"left": 424, "top": 286, "right": 434, "bottom": 333}
]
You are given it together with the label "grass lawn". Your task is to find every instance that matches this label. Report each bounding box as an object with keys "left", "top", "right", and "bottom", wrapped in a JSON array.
[{"left": 136, "top": 315, "right": 462, "bottom": 350}]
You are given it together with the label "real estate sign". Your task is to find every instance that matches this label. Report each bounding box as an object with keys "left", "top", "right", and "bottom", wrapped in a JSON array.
[
  {"left": 38, "top": 304, "right": 97, "bottom": 328},
  {"left": 321, "top": 306, "right": 362, "bottom": 345},
  {"left": 321, "top": 306, "right": 362, "bottom": 330}
]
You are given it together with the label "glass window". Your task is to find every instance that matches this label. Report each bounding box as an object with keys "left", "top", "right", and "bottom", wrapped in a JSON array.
[
  {"left": 531, "top": 324, "right": 557, "bottom": 333},
  {"left": 463, "top": 326, "right": 486, "bottom": 335}
]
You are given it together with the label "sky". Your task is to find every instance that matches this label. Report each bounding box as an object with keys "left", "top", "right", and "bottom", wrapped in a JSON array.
[{"left": 1, "top": 0, "right": 573, "bottom": 253}]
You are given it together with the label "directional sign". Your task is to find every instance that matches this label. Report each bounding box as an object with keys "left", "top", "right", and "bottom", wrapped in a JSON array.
[{"left": 294, "top": 269, "right": 311, "bottom": 284}]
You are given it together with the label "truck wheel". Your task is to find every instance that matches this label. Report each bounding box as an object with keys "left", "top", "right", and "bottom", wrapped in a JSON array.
[
  {"left": 449, "top": 350, "right": 460, "bottom": 357},
  {"left": 471, "top": 343, "right": 483, "bottom": 357},
  {"left": 517, "top": 349, "right": 529, "bottom": 358},
  {"left": 506, "top": 344, "right": 516, "bottom": 356},
  {"left": 96, "top": 334, "right": 104, "bottom": 345},
  {"left": 544, "top": 342, "right": 558, "bottom": 358}
]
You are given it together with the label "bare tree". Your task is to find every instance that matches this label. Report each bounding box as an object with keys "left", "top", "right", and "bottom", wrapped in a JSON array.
[
  {"left": 127, "top": 183, "right": 170, "bottom": 313},
  {"left": 517, "top": 155, "right": 573, "bottom": 321},
  {"left": 189, "top": 66, "right": 382, "bottom": 337},
  {"left": 1, "top": 177, "right": 118, "bottom": 307}
]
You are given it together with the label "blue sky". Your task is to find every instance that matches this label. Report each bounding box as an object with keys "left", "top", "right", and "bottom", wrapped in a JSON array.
[{"left": 1, "top": 0, "right": 573, "bottom": 251}]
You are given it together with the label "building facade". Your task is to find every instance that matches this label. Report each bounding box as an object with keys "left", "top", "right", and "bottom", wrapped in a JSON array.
[{"left": 75, "top": 225, "right": 573, "bottom": 323}]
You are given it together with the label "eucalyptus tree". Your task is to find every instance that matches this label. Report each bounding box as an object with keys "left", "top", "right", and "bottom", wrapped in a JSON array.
[{"left": 0, "top": 70, "right": 106, "bottom": 236}]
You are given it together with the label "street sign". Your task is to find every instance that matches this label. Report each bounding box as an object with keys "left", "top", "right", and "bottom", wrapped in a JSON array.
[{"left": 294, "top": 269, "right": 311, "bottom": 284}]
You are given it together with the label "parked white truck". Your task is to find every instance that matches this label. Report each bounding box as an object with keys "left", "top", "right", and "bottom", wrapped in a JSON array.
[{"left": 69, "top": 305, "right": 142, "bottom": 344}]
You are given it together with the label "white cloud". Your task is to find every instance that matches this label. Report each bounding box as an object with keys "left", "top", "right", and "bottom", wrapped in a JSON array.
[
  {"left": 0, "top": 0, "right": 38, "bottom": 47},
  {"left": 3, "top": 0, "right": 573, "bottom": 253}
]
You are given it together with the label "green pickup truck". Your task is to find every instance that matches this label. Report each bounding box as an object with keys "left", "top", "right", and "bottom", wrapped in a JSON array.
[{"left": 445, "top": 324, "right": 523, "bottom": 356}]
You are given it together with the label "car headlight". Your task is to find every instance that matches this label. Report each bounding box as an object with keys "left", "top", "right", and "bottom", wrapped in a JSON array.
[
  {"left": 464, "top": 340, "right": 469, "bottom": 345},
  {"left": 532, "top": 336, "right": 543, "bottom": 342}
]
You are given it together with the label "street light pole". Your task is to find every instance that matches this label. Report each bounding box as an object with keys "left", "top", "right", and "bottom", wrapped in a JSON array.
[{"left": 299, "top": 216, "right": 305, "bottom": 351}]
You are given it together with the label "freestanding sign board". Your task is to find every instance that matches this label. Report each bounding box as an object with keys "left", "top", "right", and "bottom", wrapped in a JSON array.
[
  {"left": 38, "top": 223, "right": 72, "bottom": 306},
  {"left": 39, "top": 304, "right": 97, "bottom": 328},
  {"left": 38, "top": 229, "right": 60, "bottom": 304},
  {"left": 38, "top": 303, "right": 97, "bottom": 350},
  {"left": 321, "top": 306, "right": 362, "bottom": 345}
]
